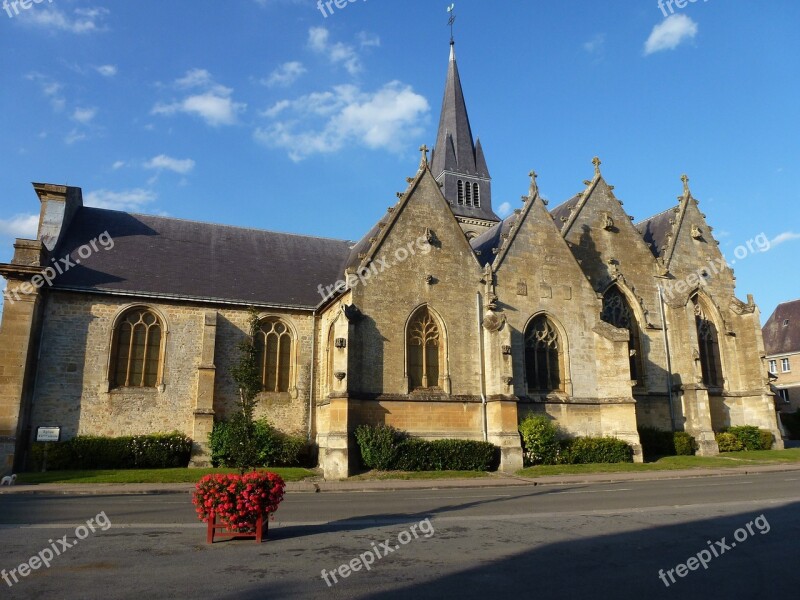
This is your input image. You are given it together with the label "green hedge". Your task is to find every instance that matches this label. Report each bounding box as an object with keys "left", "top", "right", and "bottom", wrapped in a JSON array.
[
  {"left": 30, "top": 432, "right": 193, "bottom": 470},
  {"left": 353, "top": 424, "right": 499, "bottom": 471},
  {"left": 209, "top": 418, "right": 305, "bottom": 468},
  {"left": 638, "top": 427, "right": 697, "bottom": 459},
  {"left": 558, "top": 437, "right": 633, "bottom": 464},
  {"left": 519, "top": 414, "right": 634, "bottom": 466},
  {"left": 715, "top": 425, "right": 773, "bottom": 452},
  {"left": 715, "top": 432, "right": 744, "bottom": 452},
  {"left": 519, "top": 415, "right": 560, "bottom": 466}
]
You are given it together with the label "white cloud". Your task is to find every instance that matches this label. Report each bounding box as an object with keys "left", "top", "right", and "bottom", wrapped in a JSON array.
[
  {"left": 497, "top": 202, "right": 512, "bottom": 218},
  {"left": 64, "top": 128, "right": 87, "bottom": 144},
  {"left": 152, "top": 69, "right": 246, "bottom": 127},
  {"left": 0, "top": 214, "right": 39, "bottom": 239},
  {"left": 19, "top": 6, "right": 109, "bottom": 34},
  {"left": 112, "top": 160, "right": 125, "bottom": 170},
  {"left": 84, "top": 189, "right": 157, "bottom": 212},
  {"left": 263, "top": 61, "right": 306, "bottom": 87},
  {"left": 769, "top": 232, "right": 800, "bottom": 249},
  {"left": 255, "top": 81, "right": 430, "bottom": 161},
  {"left": 583, "top": 33, "right": 605, "bottom": 55},
  {"left": 26, "top": 72, "right": 65, "bottom": 111},
  {"left": 144, "top": 154, "right": 196, "bottom": 175},
  {"left": 644, "top": 14, "right": 698, "bottom": 55},
  {"left": 72, "top": 107, "right": 97, "bottom": 124},
  {"left": 95, "top": 64, "right": 117, "bottom": 77},
  {"left": 308, "top": 27, "right": 372, "bottom": 76}
]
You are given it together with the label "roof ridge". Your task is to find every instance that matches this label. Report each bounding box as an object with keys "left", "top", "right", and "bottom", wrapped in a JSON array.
[
  {"left": 634, "top": 206, "right": 674, "bottom": 227},
  {"left": 81, "top": 206, "right": 356, "bottom": 245}
]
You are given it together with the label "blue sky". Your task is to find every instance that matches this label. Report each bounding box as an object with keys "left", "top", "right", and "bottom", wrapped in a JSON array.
[{"left": 0, "top": 0, "right": 798, "bottom": 322}]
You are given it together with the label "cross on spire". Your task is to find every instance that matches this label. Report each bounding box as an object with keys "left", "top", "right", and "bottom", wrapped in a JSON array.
[
  {"left": 419, "top": 144, "right": 429, "bottom": 167},
  {"left": 681, "top": 174, "right": 690, "bottom": 195},
  {"left": 592, "top": 156, "right": 602, "bottom": 177},
  {"left": 528, "top": 170, "right": 538, "bottom": 197}
]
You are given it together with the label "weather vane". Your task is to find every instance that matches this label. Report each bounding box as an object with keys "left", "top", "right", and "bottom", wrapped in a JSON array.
[{"left": 447, "top": 4, "right": 456, "bottom": 44}]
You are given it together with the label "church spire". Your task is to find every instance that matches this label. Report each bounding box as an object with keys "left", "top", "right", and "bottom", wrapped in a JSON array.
[{"left": 429, "top": 19, "right": 497, "bottom": 232}]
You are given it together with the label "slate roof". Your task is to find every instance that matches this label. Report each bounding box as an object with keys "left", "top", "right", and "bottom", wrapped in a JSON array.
[
  {"left": 470, "top": 214, "right": 517, "bottom": 267},
  {"left": 49, "top": 207, "right": 355, "bottom": 309},
  {"left": 635, "top": 208, "right": 674, "bottom": 258},
  {"left": 549, "top": 194, "right": 581, "bottom": 233},
  {"left": 763, "top": 299, "right": 800, "bottom": 355}
]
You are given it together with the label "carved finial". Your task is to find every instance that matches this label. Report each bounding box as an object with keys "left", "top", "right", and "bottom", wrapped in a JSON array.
[
  {"left": 419, "top": 144, "right": 429, "bottom": 167},
  {"left": 592, "top": 156, "right": 601, "bottom": 176},
  {"left": 447, "top": 3, "right": 456, "bottom": 45},
  {"left": 528, "top": 170, "right": 538, "bottom": 197},
  {"left": 681, "top": 174, "right": 690, "bottom": 195}
]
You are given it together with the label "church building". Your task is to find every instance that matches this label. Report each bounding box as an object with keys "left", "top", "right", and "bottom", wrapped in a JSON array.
[{"left": 0, "top": 39, "right": 783, "bottom": 478}]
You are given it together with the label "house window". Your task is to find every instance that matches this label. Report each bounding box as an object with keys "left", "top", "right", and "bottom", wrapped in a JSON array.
[
  {"left": 465, "top": 181, "right": 473, "bottom": 207},
  {"left": 782, "top": 358, "right": 791, "bottom": 373},
  {"left": 473, "top": 183, "right": 480, "bottom": 208},
  {"left": 457, "top": 180, "right": 464, "bottom": 205},
  {"left": 407, "top": 307, "right": 441, "bottom": 390},
  {"left": 693, "top": 297, "right": 723, "bottom": 388},
  {"left": 112, "top": 308, "right": 163, "bottom": 388},
  {"left": 769, "top": 360, "right": 778, "bottom": 374},
  {"left": 601, "top": 285, "right": 643, "bottom": 384},
  {"left": 525, "top": 315, "right": 564, "bottom": 393},
  {"left": 255, "top": 318, "right": 293, "bottom": 392}
]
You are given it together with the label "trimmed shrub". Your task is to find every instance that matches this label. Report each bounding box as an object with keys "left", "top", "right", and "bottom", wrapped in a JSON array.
[
  {"left": 354, "top": 424, "right": 406, "bottom": 470},
  {"left": 638, "top": 427, "right": 675, "bottom": 458},
  {"left": 352, "top": 425, "right": 499, "bottom": 471},
  {"left": 726, "top": 426, "right": 763, "bottom": 451},
  {"left": 30, "top": 432, "right": 192, "bottom": 470},
  {"left": 758, "top": 429, "right": 774, "bottom": 451},
  {"left": 673, "top": 432, "right": 698, "bottom": 456},
  {"left": 779, "top": 410, "right": 800, "bottom": 440},
  {"left": 715, "top": 432, "right": 744, "bottom": 452},
  {"left": 558, "top": 437, "right": 634, "bottom": 465},
  {"left": 393, "top": 439, "right": 499, "bottom": 471},
  {"left": 519, "top": 415, "right": 560, "bottom": 466},
  {"left": 638, "top": 427, "right": 697, "bottom": 458},
  {"left": 209, "top": 418, "right": 305, "bottom": 468}
]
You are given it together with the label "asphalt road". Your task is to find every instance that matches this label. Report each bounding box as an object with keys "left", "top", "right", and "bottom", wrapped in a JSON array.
[{"left": 1, "top": 472, "right": 799, "bottom": 599}]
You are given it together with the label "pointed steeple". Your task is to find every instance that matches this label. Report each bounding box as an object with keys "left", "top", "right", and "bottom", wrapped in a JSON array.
[{"left": 430, "top": 40, "right": 498, "bottom": 235}]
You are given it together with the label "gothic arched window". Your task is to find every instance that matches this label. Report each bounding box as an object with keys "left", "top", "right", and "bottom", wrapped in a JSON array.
[
  {"left": 112, "top": 308, "right": 164, "bottom": 388},
  {"left": 693, "top": 297, "right": 723, "bottom": 388},
  {"left": 457, "top": 180, "right": 464, "bottom": 205},
  {"left": 465, "top": 181, "right": 473, "bottom": 207},
  {"left": 601, "top": 285, "right": 643, "bottom": 384},
  {"left": 407, "top": 307, "right": 442, "bottom": 390},
  {"left": 255, "top": 318, "right": 293, "bottom": 392},
  {"left": 525, "top": 315, "right": 563, "bottom": 393},
  {"left": 473, "top": 183, "right": 480, "bottom": 208}
]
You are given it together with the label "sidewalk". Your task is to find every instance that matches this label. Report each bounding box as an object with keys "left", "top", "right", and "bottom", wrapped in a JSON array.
[{"left": 2, "top": 462, "right": 800, "bottom": 496}]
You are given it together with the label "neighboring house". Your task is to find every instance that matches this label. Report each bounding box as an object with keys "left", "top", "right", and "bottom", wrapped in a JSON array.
[
  {"left": 763, "top": 300, "right": 800, "bottom": 412},
  {"left": 0, "top": 39, "right": 784, "bottom": 478}
]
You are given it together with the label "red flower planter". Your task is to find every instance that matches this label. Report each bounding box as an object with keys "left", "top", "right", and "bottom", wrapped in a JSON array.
[{"left": 193, "top": 471, "right": 285, "bottom": 543}]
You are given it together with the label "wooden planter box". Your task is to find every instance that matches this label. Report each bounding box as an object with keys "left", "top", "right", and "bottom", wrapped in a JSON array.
[{"left": 206, "top": 512, "right": 269, "bottom": 544}]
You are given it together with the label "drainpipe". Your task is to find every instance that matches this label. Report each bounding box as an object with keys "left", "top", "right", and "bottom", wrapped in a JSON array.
[
  {"left": 658, "top": 286, "right": 677, "bottom": 432},
  {"left": 307, "top": 310, "right": 317, "bottom": 442},
  {"left": 477, "top": 292, "right": 488, "bottom": 442}
]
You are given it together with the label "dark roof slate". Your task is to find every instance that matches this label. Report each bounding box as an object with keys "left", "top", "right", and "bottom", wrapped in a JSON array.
[
  {"left": 470, "top": 215, "right": 517, "bottom": 267},
  {"left": 50, "top": 207, "right": 354, "bottom": 309},
  {"left": 635, "top": 208, "right": 675, "bottom": 258},
  {"left": 763, "top": 299, "right": 800, "bottom": 355}
]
